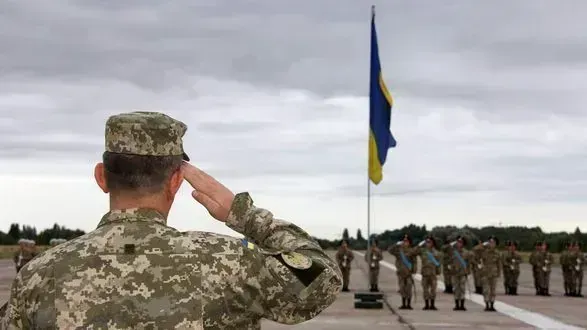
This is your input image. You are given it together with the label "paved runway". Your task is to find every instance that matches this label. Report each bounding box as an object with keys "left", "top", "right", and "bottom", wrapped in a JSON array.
[{"left": 1, "top": 251, "right": 586, "bottom": 329}]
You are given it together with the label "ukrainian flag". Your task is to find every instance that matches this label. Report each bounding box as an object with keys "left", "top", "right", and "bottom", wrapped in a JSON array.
[{"left": 368, "top": 8, "right": 396, "bottom": 185}]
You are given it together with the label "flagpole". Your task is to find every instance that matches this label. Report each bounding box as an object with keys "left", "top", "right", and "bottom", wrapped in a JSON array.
[{"left": 366, "top": 4, "right": 375, "bottom": 255}]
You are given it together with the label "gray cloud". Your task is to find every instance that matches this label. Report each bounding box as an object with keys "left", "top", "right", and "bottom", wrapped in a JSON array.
[{"left": 1, "top": 0, "right": 587, "bottom": 207}]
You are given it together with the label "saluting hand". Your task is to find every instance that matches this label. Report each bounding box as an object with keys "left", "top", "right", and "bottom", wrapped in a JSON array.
[{"left": 182, "top": 162, "right": 235, "bottom": 222}]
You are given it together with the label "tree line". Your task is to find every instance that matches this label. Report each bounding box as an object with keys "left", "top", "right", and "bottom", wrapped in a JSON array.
[
  {"left": 2, "top": 222, "right": 585, "bottom": 253},
  {"left": 0, "top": 223, "right": 86, "bottom": 245},
  {"left": 313, "top": 224, "right": 586, "bottom": 252}
]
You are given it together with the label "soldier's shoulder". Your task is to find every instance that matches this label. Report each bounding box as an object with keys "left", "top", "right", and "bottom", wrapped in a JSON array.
[{"left": 181, "top": 230, "right": 248, "bottom": 254}]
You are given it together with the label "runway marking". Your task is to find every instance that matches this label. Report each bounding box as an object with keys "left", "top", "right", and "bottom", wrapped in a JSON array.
[{"left": 356, "top": 252, "right": 585, "bottom": 330}]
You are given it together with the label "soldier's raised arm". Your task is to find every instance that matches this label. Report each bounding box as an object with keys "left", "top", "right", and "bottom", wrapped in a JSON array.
[
  {"left": 182, "top": 163, "right": 342, "bottom": 324},
  {"left": 227, "top": 192, "right": 342, "bottom": 324}
]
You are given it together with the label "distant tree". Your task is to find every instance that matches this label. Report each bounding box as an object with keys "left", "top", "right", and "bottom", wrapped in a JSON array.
[
  {"left": 7, "top": 223, "right": 20, "bottom": 241},
  {"left": 342, "top": 228, "right": 350, "bottom": 241},
  {"left": 356, "top": 229, "right": 364, "bottom": 242}
]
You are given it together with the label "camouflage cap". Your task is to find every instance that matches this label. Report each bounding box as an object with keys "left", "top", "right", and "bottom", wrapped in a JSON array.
[{"left": 105, "top": 111, "right": 190, "bottom": 160}]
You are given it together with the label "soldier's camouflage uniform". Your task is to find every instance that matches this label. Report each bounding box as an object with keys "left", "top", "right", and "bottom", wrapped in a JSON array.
[
  {"left": 414, "top": 242, "right": 441, "bottom": 310},
  {"left": 501, "top": 242, "right": 522, "bottom": 295},
  {"left": 561, "top": 243, "right": 573, "bottom": 296},
  {"left": 365, "top": 245, "right": 383, "bottom": 292},
  {"left": 389, "top": 243, "right": 417, "bottom": 310},
  {"left": 0, "top": 111, "right": 343, "bottom": 329},
  {"left": 531, "top": 243, "right": 553, "bottom": 296},
  {"left": 529, "top": 243, "right": 542, "bottom": 295},
  {"left": 471, "top": 240, "right": 484, "bottom": 294},
  {"left": 12, "top": 239, "right": 36, "bottom": 274},
  {"left": 474, "top": 240, "right": 501, "bottom": 311},
  {"left": 442, "top": 239, "right": 472, "bottom": 311},
  {"left": 336, "top": 245, "right": 354, "bottom": 292},
  {"left": 570, "top": 243, "right": 585, "bottom": 297},
  {"left": 442, "top": 248, "right": 454, "bottom": 293}
]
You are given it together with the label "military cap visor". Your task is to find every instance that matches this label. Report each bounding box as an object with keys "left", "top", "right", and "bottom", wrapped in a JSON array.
[{"left": 105, "top": 111, "right": 190, "bottom": 161}]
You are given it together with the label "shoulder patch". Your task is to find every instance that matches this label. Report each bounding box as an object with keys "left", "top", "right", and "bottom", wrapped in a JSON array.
[
  {"left": 241, "top": 238, "right": 255, "bottom": 250},
  {"left": 281, "top": 251, "right": 312, "bottom": 270}
]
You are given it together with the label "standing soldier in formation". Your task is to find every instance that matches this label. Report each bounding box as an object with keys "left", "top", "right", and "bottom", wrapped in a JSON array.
[
  {"left": 570, "top": 241, "right": 585, "bottom": 297},
  {"left": 414, "top": 235, "right": 441, "bottom": 310},
  {"left": 442, "top": 239, "right": 454, "bottom": 294},
  {"left": 471, "top": 239, "right": 484, "bottom": 294},
  {"left": 12, "top": 239, "right": 36, "bottom": 273},
  {"left": 561, "top": 241, "right": 573, "bottom": 296},
  {"left": 475, "top": 236, "right": 501, "bottom": 312},
  {"left": 336, "top": 239, "right": 354, "bottom": 292},
  {"left": 443, "top": 236, "right": 472, "bottom": 311},
  {"left": 502, "top": 241, "right": 522, "bottom": 295},
  {"left": 531, "top": 241, "right": 554, "bottom": 296},
  {"left": 529, "top": 241, "right": 542, "bottom": 295},
  {"left": 389, "top": 234, "right": 417, "bottom": 310},
  {"left": 365, "top": 239, "right": 383, "bottom": 292}
]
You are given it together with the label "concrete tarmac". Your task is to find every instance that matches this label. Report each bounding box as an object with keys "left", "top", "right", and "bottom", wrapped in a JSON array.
[{"left": 1, "top": 251, "right": 586, "bottom": 329}]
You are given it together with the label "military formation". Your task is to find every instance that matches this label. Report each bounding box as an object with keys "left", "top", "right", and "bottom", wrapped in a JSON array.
[{"left": 339, "top": 234, "right": 585, "bottom": 312}]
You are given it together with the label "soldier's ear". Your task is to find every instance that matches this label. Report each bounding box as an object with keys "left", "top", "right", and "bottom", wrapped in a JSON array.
[{"left": 94, "top": 163, "right": 109, "bottom": 193}]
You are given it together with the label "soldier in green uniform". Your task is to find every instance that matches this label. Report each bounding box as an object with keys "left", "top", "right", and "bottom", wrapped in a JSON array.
[
  {"left": 365, "top": 239, "right": 383, "bottom": 292},
  {"left": 471, "top": 239, "right": 484, "bottom": 294},
  {"left": 12, "top": 239, "right": 36, "bottom": 274},
  {"left": 443, "top": 236, "right": 472, "bottom": 311},
  {"left": 560, "top": 241, "right": 573, "bottom": 296},
  {"left": 389, "top": 234, "right": 417, "bottom": 310},
  {"left": 570, "top": 241, "right": 584, "bottom": 297},
  {"left": 475, "top": 236, "right": 501, "bottom": 312},
  {"left": 536, "top": 241, "right": 554, "bottom": 296},
  {"left": 0, "top": 111, "right": 342, "bottom": 329},
  {"left": 414, "top": 235, "right": 441, "bottom": 310},
  {"left": 336, "top": 239, "right": 354, "bottom": 292},
  {"left": 442, "top": 240, "right": 454, "bottom": 294},
  {"left": 502, "top": 241, "right": 522, "bottom": 295},
  {"left": 529, "top": 241, "right": 542, "bottom": 295}
]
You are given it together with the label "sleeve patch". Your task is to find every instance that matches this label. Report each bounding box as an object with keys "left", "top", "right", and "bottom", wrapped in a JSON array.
[
  {"left": 241, "top": 238, "right": 255, "bottom": 250},
  {"left": 281, "top": 252, "right": 312, "bottom": 270}
]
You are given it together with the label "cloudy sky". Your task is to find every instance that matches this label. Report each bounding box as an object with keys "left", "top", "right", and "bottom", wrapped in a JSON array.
[{"left": 1, "top": 0, "right": 586, "bottom": 240}]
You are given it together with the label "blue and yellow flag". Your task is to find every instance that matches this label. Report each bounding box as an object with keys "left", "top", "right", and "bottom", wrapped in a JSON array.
[{"left": 368, "top": 8, "right": 396, "bottom": 185}]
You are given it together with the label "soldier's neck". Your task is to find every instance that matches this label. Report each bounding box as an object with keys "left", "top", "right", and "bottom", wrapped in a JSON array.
[{"left": 109, "top": 194, "right": 171, "bottom": 219}]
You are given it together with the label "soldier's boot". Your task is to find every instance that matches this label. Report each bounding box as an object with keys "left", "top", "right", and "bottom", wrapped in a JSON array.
[
  {"left": 423, "top": 300, "right": 430, "bottom": 310},
  {"left": 564, "top": 287, "right": 569, "bottom": 296},
  {"left": 342, "top": 286, "right": 349, "bottom": 292},
  {"left": 504, "top": 285, "right": 508, "bottom": 295},
  {"left": 406, "top": 298, "right": 413, "bottom": 310},
  {"left": 484, "top": 301, "right": 491, "bottom": 311},
  {"left": 512, "top": 286, "right": 518, "bottom": 295},
  {"left": 453, "top": 299, "right": 460, "bottom": 311},
  {"left": 577, "top": 288, "right": 584, "bottom": 298},
  {"left": 374, "top": 284, "right": 379, "bottom": 292},
  {"left": 448, "top": 285, "right": 454, "bottom": 293},
  {"left": 460, "top": 299, "right": 467, "bottom": 311},
  {"left": 430, "top": 299, "right": 437, "bottom": 310},
  {"left": 544, "top": 288, "right": 551, "bottom": 296},
  {"left": 535, "top": 288, "right": 540, "bottom": 295},
  {"left": 399, "top": 298, "right": 407, "bottom": 309},
  {"left": 475, "top": 286, "right": 482, "bottom": 294},
  {"left": 490, "top": 301, "right": 496, "bottom": 311}
]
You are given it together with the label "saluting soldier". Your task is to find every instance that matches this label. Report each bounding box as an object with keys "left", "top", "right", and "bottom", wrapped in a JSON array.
[
  {"left": 471, "top": 239, "right": 484, "bottom": 294},
  {"left": 336, "top": 239, "right": 354, "bottom": 292},
  {"left": 414, "top": 235, "right": 441, "bottom": 310},
  {"left": 502, "top": 240, "right": 522, "bottom": 295},
  {"left": 365, "top": 239, "right": 383, "bottom": 292},
  {"left": 389, "top": 234, "right": 417, "bottom": 310},
  {"left": 529, "top": 241, "right": 542, "bottom": 295},
  {"left": 561, "top": 241, "right": 573, "bottom": 296},
  {"left": 443, "top": 236, "right": 472, "bottom": 311},
  {"left": 476, "top": 236, "right": 501, "bottom": 312},
  {"left": 570, "top": 241, "right": 585, "bottom": 297}
]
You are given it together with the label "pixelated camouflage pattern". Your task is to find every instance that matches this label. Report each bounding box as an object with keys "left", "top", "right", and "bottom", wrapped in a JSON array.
[
  {"left": 105, "top": 111, "right": 189, "bottom": 159},
  {"left": 0, "top": 192, "right": 342, "bottom": 329}
]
